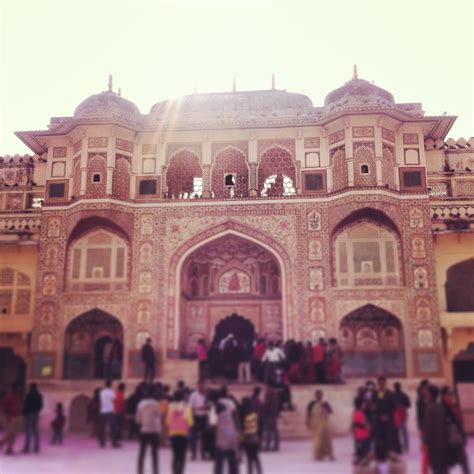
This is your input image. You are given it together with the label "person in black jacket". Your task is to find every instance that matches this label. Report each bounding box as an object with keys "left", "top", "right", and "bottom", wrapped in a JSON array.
[
  {"left": 373, "top": 376, "right": 400, "bottom": 462},
  {"left": 22, "top": 383, "right": 43, "bottom": 453},
  {"left": 141, "top": 338, "right": 156, "bottom": 384}
]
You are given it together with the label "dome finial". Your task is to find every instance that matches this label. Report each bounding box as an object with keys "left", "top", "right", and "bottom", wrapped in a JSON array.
[
  {"left": 108, "top": 74, "right": 113, "bottom": 92},
  {"left": 118, "top": 87, "right": 121, "bottom": 97},
  {"left": 352, "top": 64, "right": 358, "bottom": 80},
  {"left": 232, "top": 76, "right": 236, "bottom": 92},
  {"left": 272, "top": 73, "right": 276, "bottom": 90}
]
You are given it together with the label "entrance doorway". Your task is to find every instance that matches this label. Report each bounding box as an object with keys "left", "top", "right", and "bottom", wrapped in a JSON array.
[
  {"left": 214, "top": 313, "right": 255, "bottom": 345},
  {"left": 63, "top": 309, "right": 123, "bottom": 380},
  {"left": 208, "top": 313, "right": 255, "bottom": 380}
]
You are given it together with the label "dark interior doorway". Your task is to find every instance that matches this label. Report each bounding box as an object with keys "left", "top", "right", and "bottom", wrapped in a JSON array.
[
  {"left": 453, "top": 342, "right": 474, "bottom": 383},
  {"left": 214, "top": 313, "right": 255, "bottom": 345},
  {"left": 0, "top": 348, "right": 26, "bottom": 392}
]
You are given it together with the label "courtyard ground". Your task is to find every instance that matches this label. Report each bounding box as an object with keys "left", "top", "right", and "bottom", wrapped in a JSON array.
[{"left": 1, "top": 433, "right": 473, "bottom": 474}]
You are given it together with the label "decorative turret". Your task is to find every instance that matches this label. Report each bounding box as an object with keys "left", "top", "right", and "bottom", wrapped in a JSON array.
[
  {"left": 324, "top": 65, "right": 395, "bottom": 111},
  {"left": 74, "top": 75, "right": 141, "bottom": 121}
]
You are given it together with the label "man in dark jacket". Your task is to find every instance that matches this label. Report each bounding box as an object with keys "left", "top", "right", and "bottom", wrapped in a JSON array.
[
  {"left": 373, "top": 376, "right": 400, "bottom": 461},
  {"left": 141, "top": 338, "right": 156, "bottom": 384},
  {"left": 422, "top": 385, "right": 450, "bottom": 474},
  {"left": 22, "top": 383, "right": 43, "bottom": 453}
]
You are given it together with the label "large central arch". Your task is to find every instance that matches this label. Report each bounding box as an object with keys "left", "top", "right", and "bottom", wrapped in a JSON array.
[
  {"left": 167, "top": 221, "right": 293, "bottom": 355},
  {"left": 179, "top": 234, "right": 282, "bottom": 355}
]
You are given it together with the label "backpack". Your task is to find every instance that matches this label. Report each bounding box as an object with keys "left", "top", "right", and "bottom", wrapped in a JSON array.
[{"left": 168, "top": 406, "right": 188, "bottom": 434}]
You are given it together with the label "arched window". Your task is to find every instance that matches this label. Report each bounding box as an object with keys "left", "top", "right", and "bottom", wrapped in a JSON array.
[
  {"left": 258, "top": 147, "right": 296, "bottom": 197},
  {"left": 446, "top": 259, "right": 474, "bottom": 311},
  {"left": 261, "top": 174, "right": 296, "bottom": 197},
  {"left": 68, "top": 230, "right": 128, "bottom": 291},
  {"left": 0, "top": 267, "right": 32, "bottom": 316},
  {"left": 335, "top": 222, "right": 400, "bottom": 287},
  {"left": 166, "top": 150, "right": 202, "bottom": 198}
]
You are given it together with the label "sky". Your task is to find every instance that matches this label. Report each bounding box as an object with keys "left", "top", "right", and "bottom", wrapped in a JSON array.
[{"left": 0, "top": 0, "right": 473, "bottom": 155}]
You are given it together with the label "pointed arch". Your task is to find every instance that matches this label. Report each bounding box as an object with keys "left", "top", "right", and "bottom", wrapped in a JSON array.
[{"left": 167, "top": 220, "right": 293, "bottom": 353}]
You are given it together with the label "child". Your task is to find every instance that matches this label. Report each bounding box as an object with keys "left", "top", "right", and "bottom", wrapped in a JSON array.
[
  {"left": 352, "top": 398, "right": 371, "bottom": 465},
  {"left": 51, "top": 403, "right": 66, "bottom": 445}
]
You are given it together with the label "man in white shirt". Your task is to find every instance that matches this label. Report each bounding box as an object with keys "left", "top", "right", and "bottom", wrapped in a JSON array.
[
  {"left": 136, "top": 385, "right": 161, "bottom": 474},
  {"left": 98, "top": 379, "right": 120, "bottom": 448},
  {"left": 188, "top": 381, "right": 208, "bottom": 460},
  {"left": 262, "top": 341, "right": 285, "bottom": 384}
]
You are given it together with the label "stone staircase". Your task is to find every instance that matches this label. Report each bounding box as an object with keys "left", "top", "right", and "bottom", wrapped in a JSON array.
[{"left": 36, "top": 366, "right": 445, "bottom": 439}]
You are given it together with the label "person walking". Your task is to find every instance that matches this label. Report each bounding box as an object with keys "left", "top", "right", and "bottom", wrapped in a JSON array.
[
  {"left": 50, "top": 402, "right": 66, "bottom": 445},
  {"left": 373, "top": 376, "right": 399, "bottom": 462},
  {"left": 393, "top": 382, "right": 411, "bottom": 453},
  {"left": 115, "top": 382, "right": 126, "bottom": 442},
  {"left": 416, "top": 379, "right": 430, "bottom": 474},
  {"left": 214, "top": 394, "right": 241, "bottom": 474},
  {"left": 306, "top": 389, "right": 334, "bottom": 461},
  {"left": 196, "top": 339, "right": 208, "bottom": 381},
  {"left": 261, "top": 384, "right": 280, "bottom": 452},
  {"left": 261, "top": 342, "right": 285, "bottom": 384},
  {"left": 188, "top": 381, "right": 208, "bottom": 461},
  {"left": 87, "top": 388, "right": 101, "bottom": 438},
  {"left": 241, "top": 397, "right": 262, "bottom": 474},
  {"left": 136, "top": 385, "right": 162, "bottom": 474},
  {"left": 141, "top": 338, "right": 157, "bottom": 385},
  {"left": 422, "top": 385, "right": 450, "bottom": 474},
  {"left": 167, "top": 391, "right": 193, "bottom": 474},
  {"left": 22, "top": 382, "right": 43, "bottom": 453},
  {"left": 313, "top": 338, "right": 326, "bottom": 384},
  {"left": 98, "top": 379, "right": 120, "bottom": 448},
  {"left": 238, "top": 340, "right": 252, "bottom": 384},
  {"left": 3, "top": 384, "right": 22, "bottom": 455},
  {"left": 441, "top": 386, "right": 471, "bottom": 474},
  {"left": 352, "top": 397, "right": 370, "bottom": 465}
]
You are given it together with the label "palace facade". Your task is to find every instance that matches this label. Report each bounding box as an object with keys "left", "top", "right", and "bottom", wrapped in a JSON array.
[{"left": 1, "top": 71, "right": 473, "bottom": 392}]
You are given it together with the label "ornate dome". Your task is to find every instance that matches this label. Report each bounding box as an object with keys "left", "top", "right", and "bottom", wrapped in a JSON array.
[
  {"left": 74, "top": 77, "right": 140, "bottom": 120},
  {"left": 324, "top": 66, "right": 395, "bottom": 110},
  {"left": 149, "top": 89, "right": 314, "bottom": 120}
]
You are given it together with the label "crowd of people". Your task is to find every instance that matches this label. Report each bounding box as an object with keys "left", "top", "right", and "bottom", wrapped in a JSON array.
[
  {"left": 195, "top": 336, "right": 344, "bottom": 385},
  {"left": 348, "top": 377, "right": 471, "bottom": 474},
  {"left": 0, "top": 373, "right": 472, "bottom": 474},
  {"left": 84, "top": 377, "right": 293, "bottom": 474}
]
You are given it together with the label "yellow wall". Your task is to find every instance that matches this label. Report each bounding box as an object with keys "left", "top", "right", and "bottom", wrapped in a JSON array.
[
  {"left": 0, "top": 243, "right": 38, "bottom": 335},
  {"left": 434, "top": 233, "right": 474, "bottom": 382}
]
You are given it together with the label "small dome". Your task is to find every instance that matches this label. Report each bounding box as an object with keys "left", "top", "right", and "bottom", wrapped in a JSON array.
[
  {"left": 149, "top": 89, "right": 313, "bottom": 120},
  {"left": 74, "top": 90, "right": 140, "bottom": 120},
  {"left": 324, "top": 68, "right": 394, "bottom": 110}
]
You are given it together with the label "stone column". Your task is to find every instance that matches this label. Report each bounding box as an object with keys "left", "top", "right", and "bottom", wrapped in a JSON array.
[
  {"left": 347, "top": 158, "right": 355, "bottom": 187},
  {"left": 376, "top": 157, "right": 383, "bottom": 186},
  {"left": 79, "top": 144, "right": 88, "bottom": 195},
  {"left": 106, "top": 136, "right": 116, "bottom": 195}
]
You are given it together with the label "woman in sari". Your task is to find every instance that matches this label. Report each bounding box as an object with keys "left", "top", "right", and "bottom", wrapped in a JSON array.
[{"left": 306, "top": 389, "right": 335, "bottom": 461}]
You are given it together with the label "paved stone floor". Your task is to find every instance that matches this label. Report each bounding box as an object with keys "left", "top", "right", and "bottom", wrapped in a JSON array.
[{"left": 1, "top": 432, "right": 473, "bottom": 473}]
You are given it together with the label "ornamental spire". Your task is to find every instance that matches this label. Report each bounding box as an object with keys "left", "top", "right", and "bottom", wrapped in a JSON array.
[
  {"left": 352, "top": 64, "right": 358, "bottom": 80},
  {"left": 232, "top": 76, "right": 236, "bottom": 92},
  {"left": 272, "top": 73, "right": 275, "bottom": 90},
  {"left": 108, "top": 74, "right": 113, "bottom": 92}
]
